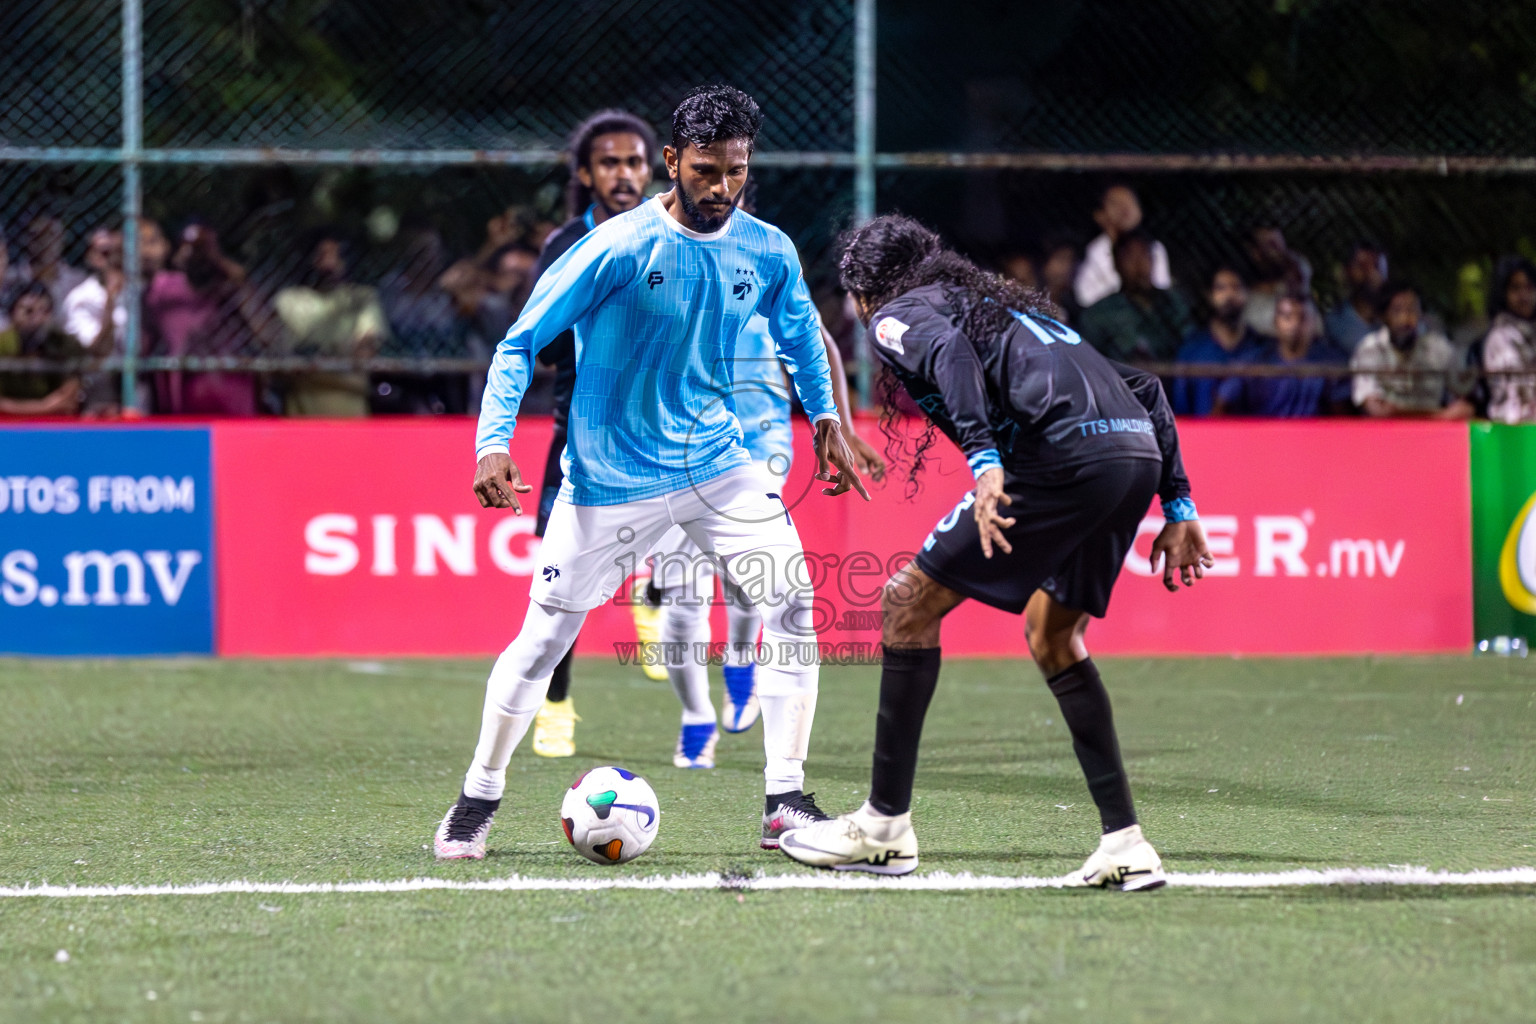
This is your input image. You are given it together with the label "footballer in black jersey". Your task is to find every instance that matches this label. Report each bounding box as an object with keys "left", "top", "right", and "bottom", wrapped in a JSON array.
[
  {"left": 779, "top": 216, "right": 1213, "bottom": 888},
  {"left": 525, "top": 110, "right": 659, "bottom": 750}
]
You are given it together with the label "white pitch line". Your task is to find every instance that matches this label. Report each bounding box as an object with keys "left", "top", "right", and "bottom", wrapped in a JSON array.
[{"left": 1, "top": 866, "right": 1534, "bottom": 899}]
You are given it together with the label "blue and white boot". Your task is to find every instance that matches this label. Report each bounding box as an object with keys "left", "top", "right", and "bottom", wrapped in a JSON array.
[
  {"left": 672, "top": 721, "right": 719, "bottom": 769},
  {"left": 721, "top": 664, "right": 760, "bottom": 733}
]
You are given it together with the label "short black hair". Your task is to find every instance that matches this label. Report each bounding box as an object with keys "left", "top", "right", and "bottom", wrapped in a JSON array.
[
  {"left": 1207, "top": 262, "right": 1247, "bottom": 289},
  {"left": 482, "top": 240, "right": 538, "bottom": 273},
  {"left": 297, "top": 225, "right": 351, "bottom": 285},
  {"left": 7, "top": 279, "right": 53, "bottom": 315},
  {"left": 670, "top": 85, "right": 762, "bottom": 155},
  {"left": 1376, "top": 279, "right": 1420, "bottom": 315},
  {"left": 565, "top": 109, "right": 658, "bottom": 219},
  {"left": 1491, "top": 255, "right": 1536, "bottom": 317},
  {"left": 1347, "top": 239, "right": 1386, "bottom": 261},
  {"left": 1110, "top": 227, "right": 1154, "bottom": 263}
]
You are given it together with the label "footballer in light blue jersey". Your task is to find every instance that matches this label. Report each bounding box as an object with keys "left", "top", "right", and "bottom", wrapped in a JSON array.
[
  {"left": 441, "top": 87, "right": 870, "bottom": 865},
  {"left": 476, "top": 195, "right": 838, "bottom": 505}
]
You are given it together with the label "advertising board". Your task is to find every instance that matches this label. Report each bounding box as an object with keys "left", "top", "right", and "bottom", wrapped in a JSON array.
[{"left": 0, "top": 427, "right": 214, "bottom": 655}]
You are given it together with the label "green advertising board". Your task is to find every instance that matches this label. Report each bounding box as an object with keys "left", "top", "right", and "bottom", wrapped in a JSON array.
[{"left": 1470, "top": 422, "right": 1536, "bottom": 648}]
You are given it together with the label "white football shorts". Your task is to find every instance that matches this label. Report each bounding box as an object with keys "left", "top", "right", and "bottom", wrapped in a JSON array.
[{"left": 530, "top": 464, "right": 809, "bottom": 617}]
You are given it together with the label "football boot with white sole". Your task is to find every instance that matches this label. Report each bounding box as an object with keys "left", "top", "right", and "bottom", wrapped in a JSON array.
[
  {"left": 672, "top": 721, "right": 719, "bottom": 769},
  {"left": 1066, "top": 823, "right": 1166, "bottom": 891},
  {"left": 433, "top": 794, "right": 498, "bottom": 861},
  {"left": 778, "top": 807, "right": 919, "bottom": 875},
  {"left": 760, "top": 790, "right": 829, "bottom": 850},
  {"left": 720, "top": 664, "right": 760, "bottom": 733}
]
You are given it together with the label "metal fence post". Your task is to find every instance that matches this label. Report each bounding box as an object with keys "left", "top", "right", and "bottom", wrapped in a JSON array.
[
  {"left": 120, "top": 0, "right": 144, "bottom": 412},
  {"left": 852, "top": 0, "right": 876, "bottom": 408}
]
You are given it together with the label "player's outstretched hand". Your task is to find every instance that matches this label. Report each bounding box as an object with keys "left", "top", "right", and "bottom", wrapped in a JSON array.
[
  {"left": 1149, "top": 519, "right": 1215, "bottom": 592},
  {"left": 973, "top": 467, "right": 1016, "bottom": 559},
  {"left": 813, "top": 419, "right": 871, "bottom": 500},
  {"left": 845, "top": 429, "right": 887, "bottom": 483},
  {"left": 473, "top": 452, "right": 533, "bottom": 512}
]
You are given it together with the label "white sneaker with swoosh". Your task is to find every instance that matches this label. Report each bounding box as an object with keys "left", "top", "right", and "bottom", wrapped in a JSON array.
[
  {"left": 778, "top": 807, "right": 919, "bottom": 875},
  {"left": 1066, "top": 824, "right": 1166, "bottom": 891}
]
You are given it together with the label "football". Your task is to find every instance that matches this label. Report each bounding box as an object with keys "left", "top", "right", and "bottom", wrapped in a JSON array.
[{"left": 560, "top": 766, "right": 661, "bottom": 865}]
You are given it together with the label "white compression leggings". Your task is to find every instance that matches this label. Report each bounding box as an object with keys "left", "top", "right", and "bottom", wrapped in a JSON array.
[
  {"left": 463, "top": 586, "right": 818, "bottom": 802},
  {"left": 662, "top": 579, "right": 762, "bottom": 724},
  {"left": 461, "top": 602, "right": 585, "bottom": 802}
]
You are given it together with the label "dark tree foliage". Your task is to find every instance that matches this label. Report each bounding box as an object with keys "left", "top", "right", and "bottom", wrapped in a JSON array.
[{"left": 6, "top": 1, "right": 1536, "bottom": 308}]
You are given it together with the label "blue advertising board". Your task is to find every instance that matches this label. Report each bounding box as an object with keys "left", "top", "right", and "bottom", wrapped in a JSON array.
[{"left": 0, "top": 427, "right": 214, "bottom": 655}]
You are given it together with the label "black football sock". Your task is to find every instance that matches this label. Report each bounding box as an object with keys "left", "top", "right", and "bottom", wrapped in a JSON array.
[
  {"left": 545, "top": 640, "right": 576, "bottom": 703},
  {"left": 867, "top": 646, "right": 942, "bottom": 817},
  {"left": 456, "top": 791, "right": 500, "bottom": 812},
  {"left": 1045, "top": 658, "right": 1137, "bottom": 834}
]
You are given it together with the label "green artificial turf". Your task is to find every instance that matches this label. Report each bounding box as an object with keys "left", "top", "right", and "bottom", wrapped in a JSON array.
[{"left": 2, "top": 655, "right": 1533, "bottom": 1022}]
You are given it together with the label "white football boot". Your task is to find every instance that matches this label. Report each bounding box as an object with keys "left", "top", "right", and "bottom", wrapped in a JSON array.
[
  {"left": 672, "top": 721, "right": 719, "bottom": 769},
  {"left": 432, "top": 796, "right": 498, "bottom": 861},
  {"left": 1066, "top": 824, "right": 1166, "bottom": 891},
  {"left": 760, "top": 790, "right": 830, "bottom": 850},
  {"left": 720, "top": 664, "right": 761, "bottom": 733},
  {"left": 778, "top": 804, "right": 919, "bottom": 875}
]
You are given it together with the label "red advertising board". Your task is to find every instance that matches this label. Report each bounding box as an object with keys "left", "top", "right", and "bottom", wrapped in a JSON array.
[{"left": 212, "top": 418, "right": 1471, "bottom": 657}]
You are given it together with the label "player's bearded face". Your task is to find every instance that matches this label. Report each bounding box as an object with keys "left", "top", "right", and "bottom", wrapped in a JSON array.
[
  {"left": 582, "top": 132, "right": 652, "bottom": 216},
  {"left": 668, "top": 139, "right": 750, "bottom": 233}
]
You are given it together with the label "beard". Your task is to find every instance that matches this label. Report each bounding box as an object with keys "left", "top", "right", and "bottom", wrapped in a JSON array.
[{"left": 676, "top": 182, "right": 736, "bottom": 233}]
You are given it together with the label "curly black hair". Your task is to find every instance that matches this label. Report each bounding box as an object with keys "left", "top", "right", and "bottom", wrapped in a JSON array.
[
  {"left": 839, "top": 214, "right": 1056, "bottom": 491},
  {"left": 671, "top": 84, "right": 762, "bottom": 154}
]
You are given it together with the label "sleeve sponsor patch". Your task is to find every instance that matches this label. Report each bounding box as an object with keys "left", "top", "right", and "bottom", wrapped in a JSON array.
[{"left": 873, "top": 316, "right": 910, "bottom": 355}]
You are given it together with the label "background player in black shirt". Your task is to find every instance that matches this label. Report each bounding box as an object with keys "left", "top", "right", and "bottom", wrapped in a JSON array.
[
  {"left": 527, "top": 109, "right": 662, "bottom": 758},
  {"left": 780, "top": 216, "right": 1213, "bottom": 888}
]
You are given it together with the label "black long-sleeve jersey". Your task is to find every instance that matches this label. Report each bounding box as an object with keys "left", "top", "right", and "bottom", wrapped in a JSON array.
[
  {"left": 530, "top": 212, "right": 593, "bottom": 434},
  {"left": 867, "top": 283, "right": 1191, "bottom": 503}
]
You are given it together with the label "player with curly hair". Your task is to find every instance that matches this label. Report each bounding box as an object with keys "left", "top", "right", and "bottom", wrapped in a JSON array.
[{"left": 780, "top": 215, "right": 1212, "bottom": 888}]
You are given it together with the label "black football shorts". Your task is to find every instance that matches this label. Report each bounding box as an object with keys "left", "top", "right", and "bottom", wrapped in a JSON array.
[
  {"left": 534, "top": 420, "right": 568, "bottom": 538},
  {"left": 912, "top": 457, "right": 1161, "bottom": 617}
]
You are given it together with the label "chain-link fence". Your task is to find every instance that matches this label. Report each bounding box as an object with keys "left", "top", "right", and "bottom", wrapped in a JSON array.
[{"left": 4, "top": 0, "right": 1536, "bottom": 417}]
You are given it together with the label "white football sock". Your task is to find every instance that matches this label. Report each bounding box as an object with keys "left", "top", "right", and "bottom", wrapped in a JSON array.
[
  {"left": 662, "top": 590, "right": 716, "bottom": 725},
  {"left": 722, "top": 580, "right": 761, "bottom": 668},
  {"left": 855, "top": 801, "right": 912, "bottom": 840},
  {"left": 462, "top": 601, "right": 586, "bottom": 801},
  {"left": 760, "top": 690, "right": 816, "bottom": 794},
  {"left": 1099, "top": 823, "right": 1146, "bottom": 853},
  {"left": 757, "top": 605, "right": 819, "bottom": 795}
]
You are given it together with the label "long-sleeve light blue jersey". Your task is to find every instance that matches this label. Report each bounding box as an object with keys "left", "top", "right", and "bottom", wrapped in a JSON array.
[
  {"left": 476, "top": 195, "right": 837, "bottom": 505},
  {"left": 726, "top": 313, "right": 794, "bottom": 468}
]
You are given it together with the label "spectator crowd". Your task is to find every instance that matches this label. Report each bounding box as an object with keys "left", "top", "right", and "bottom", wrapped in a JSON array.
[
  {"left": 0, "top": 208, "right": 550, "bottom": 420},
  {"left": 999, "top": 183, "right": 1536, "bottom": 423},
  {"left": 3, "top": 179, "right": 1535, "bottom": 423}
]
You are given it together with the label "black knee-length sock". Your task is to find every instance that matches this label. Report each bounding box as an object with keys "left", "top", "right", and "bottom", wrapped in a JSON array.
[
  {"left": 867, "top": 646, "right": 942, "bottom": 817},
  {"left": 545, "top": 638, "right": 576, "bottom": 703},
  {"left": 1046, "top": 657, "right": 1137, "bottom": 833}
]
